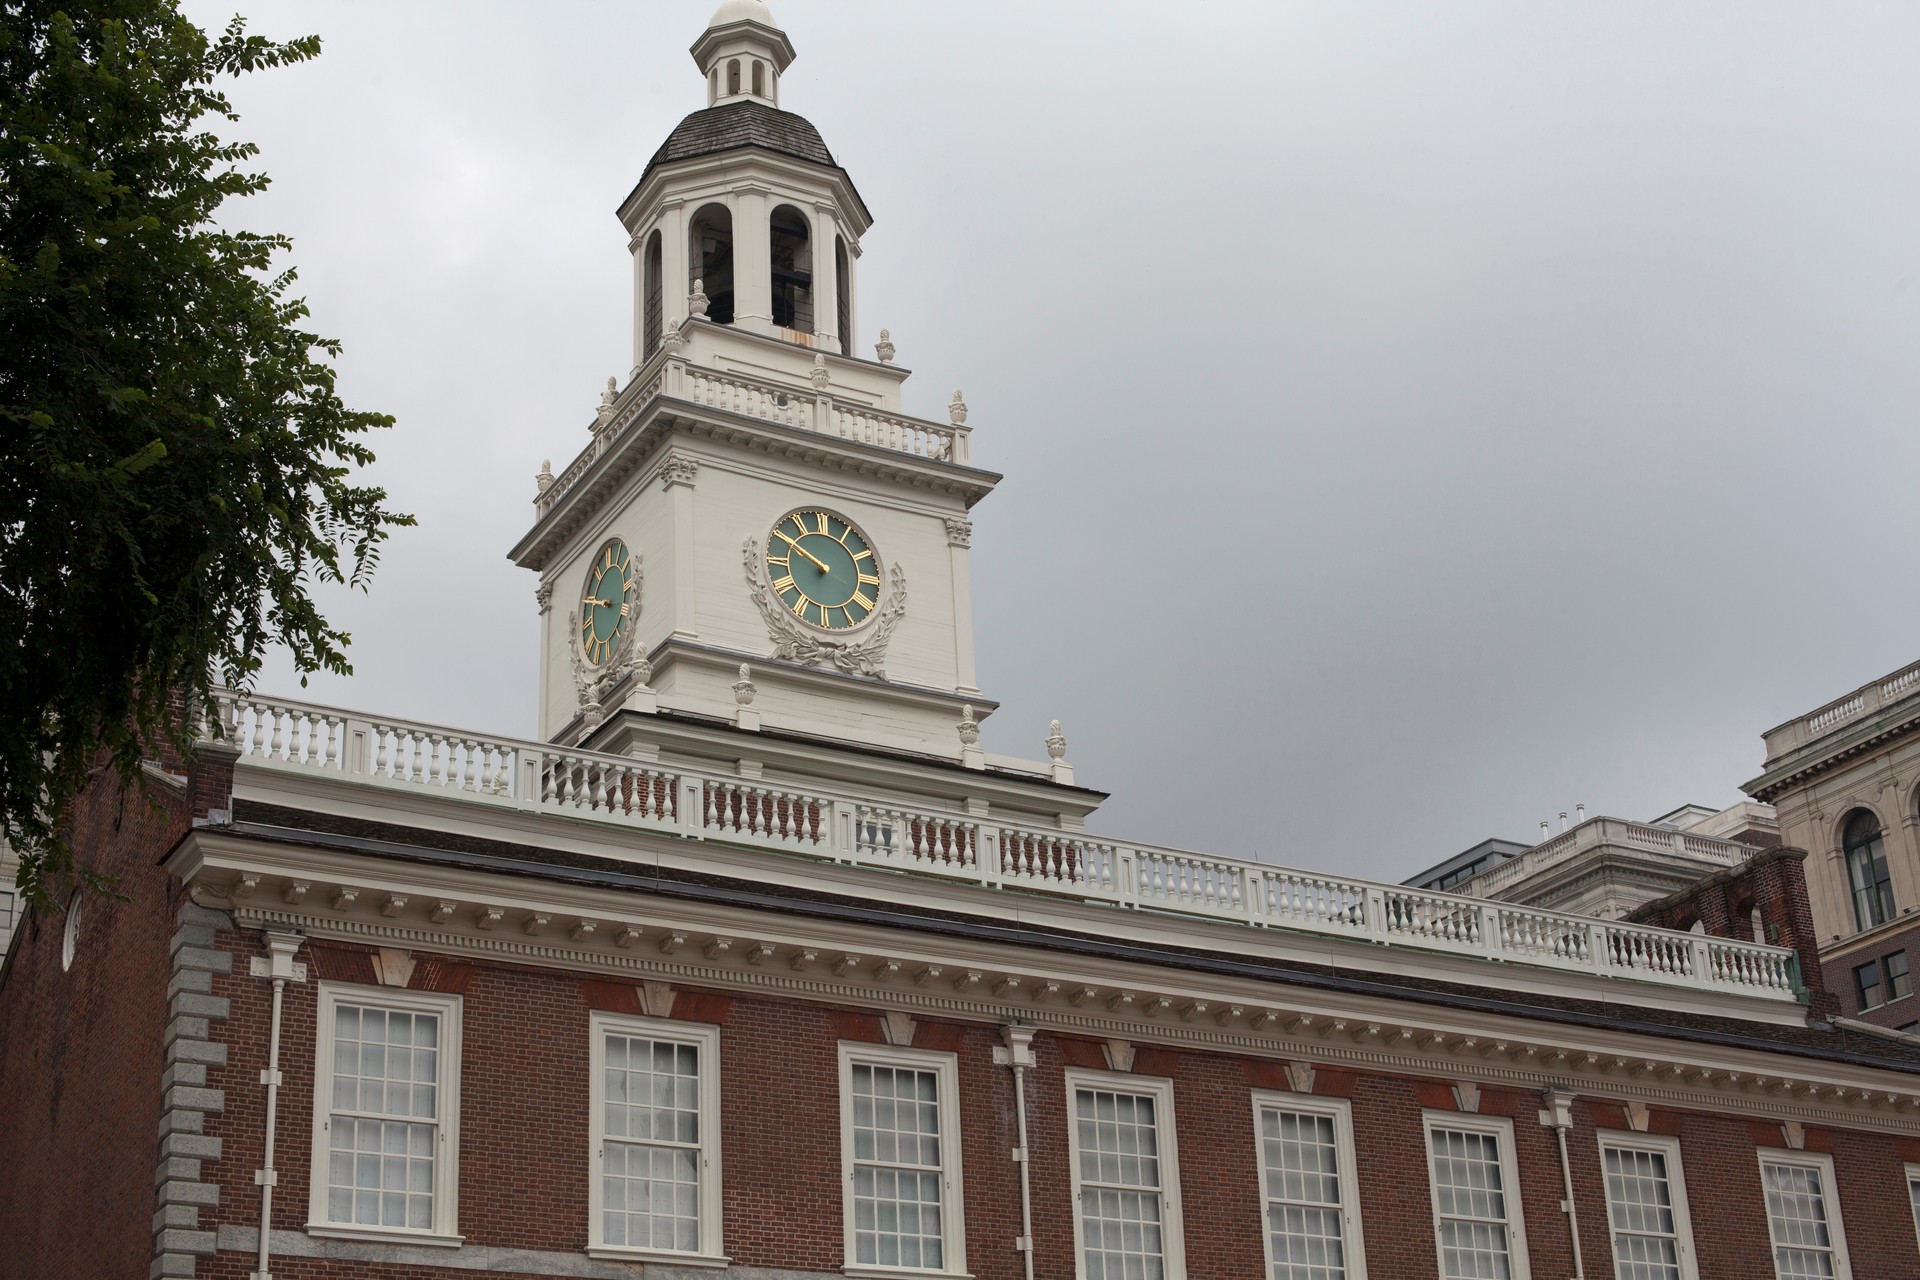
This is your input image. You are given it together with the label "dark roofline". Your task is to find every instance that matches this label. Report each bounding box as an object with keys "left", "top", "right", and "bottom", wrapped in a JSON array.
[{"left": 204, "top": 806, "right": 1920, "bottom": 1078}]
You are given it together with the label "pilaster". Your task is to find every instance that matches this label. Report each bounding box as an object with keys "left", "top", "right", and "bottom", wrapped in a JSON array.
[{"left": 152, "top": 902, "right": 233, "bottom": 1280}]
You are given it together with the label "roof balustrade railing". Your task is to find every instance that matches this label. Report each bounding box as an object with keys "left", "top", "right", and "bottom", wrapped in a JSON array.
[{"left": 206, "top": 691, "right": 1802, "bottom": 1003}]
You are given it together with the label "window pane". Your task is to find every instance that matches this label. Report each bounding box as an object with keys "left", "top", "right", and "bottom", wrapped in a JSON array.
[
  {"left": 1763, "top": 1163, "right": 1837, "bottom": 1280},
  {"left": 601, "top": 1033, "right": 703, "bottom": 1253},
  {"left": 1430, "top": 1128, "right": 1512, "bottom": 1280},
  {"left": 1602, "top": 1146, "right": 1681, "bottom": 1280},
  {"left": 1888, "top": 952, "right": 1912, "bottom": 1001},
  {"left": 1077, "top": 1087, "right": 1167, "bottom": 1280},
  {"left": 851, "top": 1063, "right": 946, "bottom": 1271},
  {"left": 1857, "top": 962, "right": 1884, "bottom": 1009},
  {"left": 1261, "top": 1108, "right": 1346, "bottom": 1280}
]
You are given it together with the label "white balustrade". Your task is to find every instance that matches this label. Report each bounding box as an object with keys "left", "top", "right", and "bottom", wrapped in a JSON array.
[{"left": 204, "top": 689, "right": 1803, "bottom": 1003}]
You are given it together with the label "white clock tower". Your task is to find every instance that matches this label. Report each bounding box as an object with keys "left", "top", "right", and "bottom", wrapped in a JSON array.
[{"left": 511, "top": 2, "right": 1093, "bottom": 822}]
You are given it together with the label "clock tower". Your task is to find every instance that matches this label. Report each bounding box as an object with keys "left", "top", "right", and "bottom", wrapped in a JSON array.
[{"left": 510, "top": 2, "right": 1087, "bottom": 814}]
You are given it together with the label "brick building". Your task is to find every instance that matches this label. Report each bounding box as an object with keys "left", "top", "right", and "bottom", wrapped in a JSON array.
[
  {"left": 1745, "top": 658, "right": 1920, "bottom": 1032},
  {"left": 6, "top": 5, "right": 1920, "bottom": 1280}
]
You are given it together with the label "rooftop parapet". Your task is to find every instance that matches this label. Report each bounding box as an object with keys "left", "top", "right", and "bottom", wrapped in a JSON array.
[{"left": 205, "top": 691, "right": 1804, "bottom": 1007}]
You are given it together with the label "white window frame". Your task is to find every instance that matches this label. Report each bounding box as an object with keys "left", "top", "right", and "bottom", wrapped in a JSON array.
[
  {"left": 307, "top": 982, "right": 463, "bottom": 1247},
  {"left": 1250, "top": 1090, "right": 1368, "bottom": 1280},
  {"left": 587, "top": 1012, "right": 726, "bottom": 1265},
  {"left": 1064, "top": 1066, "right": 1187, "bottom": 1280},
  {"left": 1595, "top": 1130, "right": 1698, "bottom": 1280},
  {"left": 1905, "top": 1162, "right": 1920, "bottom": 1258},
  {"left": 837, "top": 1040, "right": 968, "bottom": 1278},
  {"left": 1422, "top": 1110, "right": 1530, "bottom": 1280},
  {"left": 1757, "top": 1148, "right": 1852, "bottom": 1280}
]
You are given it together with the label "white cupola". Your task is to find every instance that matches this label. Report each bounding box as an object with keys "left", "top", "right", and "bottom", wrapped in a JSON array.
[{"left": 691, "top": 0, "right": 795, "bottom": 107}]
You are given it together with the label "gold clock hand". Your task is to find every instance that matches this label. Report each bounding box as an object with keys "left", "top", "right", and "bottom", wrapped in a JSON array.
[
  {"left": 583, "top": 596, "right": 612, "bottom": 609},
  {"left": 774, "top": 531, "right": 832, "bottom": 572}
]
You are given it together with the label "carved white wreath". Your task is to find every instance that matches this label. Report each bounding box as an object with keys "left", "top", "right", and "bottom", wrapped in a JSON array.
[
  {"left": 569, "top": 551, "right": 649, "bottom": 729},
  {"left": 743, "top": 536, "right": 906, "bottom": 679}
]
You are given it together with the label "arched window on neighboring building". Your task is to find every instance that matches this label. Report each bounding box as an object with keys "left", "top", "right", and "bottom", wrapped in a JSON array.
[
  {"left": 769, "top": 204, "right": 813, "bottom": 332},
  {"left": 689, "top": 203, "right": 734, "bottom": 325},
  {"left": 1844, "top": 808, "right": 1895, "bottom": 931},
  {"left": 727, "top": 59, "right": 741, "bottom": 97},
  {"left": 752, "top": 61, "right": 765, "bottom": 97},
  {"left": 642, "top": 229, "right": 663, "bottom": 360},
  {"left": 835, "top": 235, "right": 851, "bottom": 356}
]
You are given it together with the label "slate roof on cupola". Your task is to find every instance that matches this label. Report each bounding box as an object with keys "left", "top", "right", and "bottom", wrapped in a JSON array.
[{"left": 634, "top": 100, "right": 871, "bottom": 223}]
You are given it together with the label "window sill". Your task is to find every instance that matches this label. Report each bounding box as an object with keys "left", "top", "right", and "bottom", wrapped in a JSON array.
[
  {"left": 585, "top": 1246, "right": 731, "bottom": 1268},
  {"left": 844, "top": 1267, "right": 974, "bottom": 1280},
  {"left": 306, "top": 1223, "right": 464, "bottom": 1249}
]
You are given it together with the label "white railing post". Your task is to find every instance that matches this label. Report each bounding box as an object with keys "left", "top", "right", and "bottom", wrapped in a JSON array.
[
  {"left": 1689, "top": 937, "right": 1715, "bottom": 987},
  {"left": 824, "top": 799, "right": 852, "bottom": 858},
  {"left": 517, "top": 753, "right": 541, "bottom": 811},
  {"left": 980, "top": 829, "right": 1003, "bottom": 889},
  {"left": 1589, "top": 922, "right": 1612, "bottom": 978},
  {"left": 1476, "top": 902, "right": 1500, "bottom": 958},
  {"left": 1363, "top": 887, "right": 1388, "bottom": 943},
  {"left": 1117, "top": 849, "right": 1137, "bottom": 905},
  {"left": 343, "top": 719, "right": 371, "bottom": 776},
  {"left": 679, "top": 778, "right": 705, "bottom": 838}
]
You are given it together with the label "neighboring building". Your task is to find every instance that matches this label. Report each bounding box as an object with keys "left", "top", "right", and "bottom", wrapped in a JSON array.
[
  {"left": 1746, "top": 658, "right": 1920, "bottom": 1031},
  {"left": 1406, "top": 800, "right": 1779, "bottom": 920},
  {"left": 7, "top": 8, "right": 1920, "bottom": 1280},
  {"left": 0, "top": 839, "right": 17, "bottom": 957}
]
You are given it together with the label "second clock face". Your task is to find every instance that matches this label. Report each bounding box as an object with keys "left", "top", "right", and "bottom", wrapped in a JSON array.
[
  {"left": 766, "top": 508, "right": 880, "bottom": 631},
  {"left": 579, "top": 538, "right": 637, "bottom": 665}
]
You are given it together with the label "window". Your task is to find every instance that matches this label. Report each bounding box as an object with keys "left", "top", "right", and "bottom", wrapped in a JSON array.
[
  {"left": 1252, "top": 1092, "right": 1366, "bottom": 1280},
  {"left": 752, "top": 60, "right": 765, "bottom": 96},
  {"left": 835, "top": 235, "right": 851, "bottom": 356},
  {"left": 308, "top": 984, "right": 462, "bottom": 1245},
  {"left": 1908, "top": 1163, "right": 1920, "bottom": 1257},
  {"left": 838, "top": 1042, "right": 966, "bottom": 1276},
  {"left": 642, "top": 229, "right": 663, "bottom": 361},
  {"left": 1888, "top": 952, "right": 1912, "bottom": 1002},
  {"left": 1758, "top": 1151, "right": 1851, "bottom": 1280},
  {"left": 688, "top": 203, "right": 734, "bottom": 325},
  {"left": 1856, "top": 961, "right": 1884, "bottom": 1010},
  {"left": 1424, "top": 1112, "right": 1530, "bottom": 1280},
  {"left": 1843, "top": 810, "right": 1894, "bottom": 931},
  {"left": 727, "top": 59, "right": 740, "bottom": 96},
  {"left": 769, "top": 204, "right": 813, "bottom": 332},
  {"left": 589, "top": 1013, "right": 723, "bottom": 1262},
  {"left": 1598, "top": 1133, "right": 1697, "bottom": 1280},
  {"left": 1065, "top": 1068, "right": 1185, "bottom": 1280},
  {"left": 61, "top": 890, "right": 80, "bottom": 970}
]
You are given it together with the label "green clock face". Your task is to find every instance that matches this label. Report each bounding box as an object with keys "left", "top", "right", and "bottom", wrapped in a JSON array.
[
  {"left": 765, "top": 509, "right": 880, "bottom": 631},
  {"left": 579, "top": 539, "right": 637, "bottom": 665}
]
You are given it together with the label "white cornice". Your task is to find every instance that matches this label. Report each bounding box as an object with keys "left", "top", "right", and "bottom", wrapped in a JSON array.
[{"left": 168, "top": 830, "right": 1920, "bottom": 1134}]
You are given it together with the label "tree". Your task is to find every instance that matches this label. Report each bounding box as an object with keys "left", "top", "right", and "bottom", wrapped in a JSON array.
[{"left": 0, "top": 2, "right": 411, "bottom": 908}]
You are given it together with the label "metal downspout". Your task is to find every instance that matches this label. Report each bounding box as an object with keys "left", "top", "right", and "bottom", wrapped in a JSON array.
[
  {"left": 1540, "top": 1090, "right": 1587, "bottom": 1280},
  {"left": 995, "top": 1025, "right": 1038, "bottom": 1280},
  {"left": 251, "top": 932, "right": 306, "bottom": 1280}
]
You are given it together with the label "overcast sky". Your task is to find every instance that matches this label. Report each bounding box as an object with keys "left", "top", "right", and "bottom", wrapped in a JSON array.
[{"left": 183, "top": 0, "right": 1920, "bottom": 882}]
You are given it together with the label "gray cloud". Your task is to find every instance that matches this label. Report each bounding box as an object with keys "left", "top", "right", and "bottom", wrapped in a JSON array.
[{"left": 188, "top": 0, "right": 1920, "bottom": 880}]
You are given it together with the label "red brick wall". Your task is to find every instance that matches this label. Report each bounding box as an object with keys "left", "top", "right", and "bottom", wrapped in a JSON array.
[
  {"left": 185, "top": 934, "right": 1920, "bottom": 1279},
  {"left": 1823, "top": 924, "right": 1920, "bottom": 1028},
  {"left": 0, "top": 747, "right": 231, "bottom": 1280}
]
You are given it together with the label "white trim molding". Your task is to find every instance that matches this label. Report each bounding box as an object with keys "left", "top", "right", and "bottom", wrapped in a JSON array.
[
  {"left": 1249, "top": 1090, "right": 1367, "bottom": 1280},
  {"left": 307, "top": 982, "right": 464, "bottom": 1248},
  {"left": 836, "top": 1040, "right": 968, "bottom": 1279},
  {"left": 1757, "top": 1148, "right": 1853, "bottom": 1280},
  {"left": 586, "top": 1012, "right": 728, "bottom": 1267},
  {"left": 1422, "top": 1110, "right": 1530, "bottom": 1280},
  {"left": 1063, "top": 1067, "right": 1185, "bottom": 1280},
  {"left": 1595, "top": 1129, "right": 1698, "bottom": 1280}
]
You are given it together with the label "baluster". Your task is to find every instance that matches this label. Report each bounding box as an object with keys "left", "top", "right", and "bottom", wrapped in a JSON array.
[{"left": 268, "top": 709, "right": 284, "bottom": 760}]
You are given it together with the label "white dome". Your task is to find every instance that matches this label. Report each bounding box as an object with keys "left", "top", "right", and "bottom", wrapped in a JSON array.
[{"left": 708, "top": 0, "right": 778, "bottom": 28}]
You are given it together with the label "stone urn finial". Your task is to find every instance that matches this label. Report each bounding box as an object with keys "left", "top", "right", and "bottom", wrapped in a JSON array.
[
  {"left": 875, "top": 328, "right": 896, "bottom": 364},
  {"left": 1046, "top": 720, "right": 1067, "bottom": 761},
  {"left": 949, "top": 388, "right": 968, "bottom": 426},
  {"left": 594, "top": 375, "right": 618, "bottom": 428},
  {"left": 689, "top": 279, "right": 710, "bottom": 319},
  {"left": 958, "top": 704, "right": 980, "bottom": 746},
  {"left": 809, "top": 353, "right": 831, "bottom": 391},
  {"left": 536, "top": 459, "right": 554, "bottom": 494},
  {"left": 733, "top": 664, "right": 756, "bottom": 706}
]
